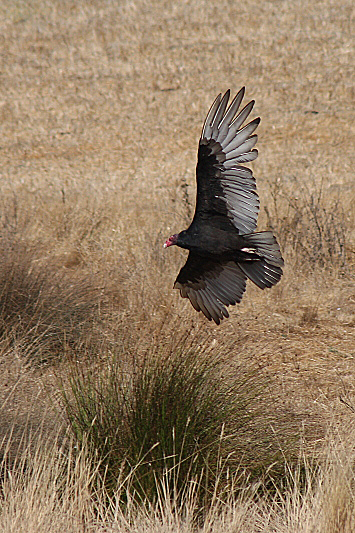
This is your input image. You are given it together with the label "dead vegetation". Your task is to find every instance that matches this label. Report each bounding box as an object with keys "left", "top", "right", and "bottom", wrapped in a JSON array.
[
  {"left": 0, "top": 0, "right": 354, "bottom": 530},
  {"left": 0, "top": 235, "right": 105, "bottom": 363},
  {"left": 264, "top": 175, "right": 350, "bottom": 270}
]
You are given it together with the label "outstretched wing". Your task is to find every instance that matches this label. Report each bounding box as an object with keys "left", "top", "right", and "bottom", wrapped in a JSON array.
[
  {"left": 194, "top": 88, "right": 260, "bottom": 235},
  {"left": 174, "top": 252, "right": 247, "bottom": 325}
]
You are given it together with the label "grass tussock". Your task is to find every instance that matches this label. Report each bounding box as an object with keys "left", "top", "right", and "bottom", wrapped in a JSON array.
[{"left": 61, "top": 330, "right": 311, "bottom": 513}]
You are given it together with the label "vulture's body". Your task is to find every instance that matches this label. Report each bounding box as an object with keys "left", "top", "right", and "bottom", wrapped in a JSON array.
[{"left": 164, "top": 89, "right": 284, "bottom": 324}]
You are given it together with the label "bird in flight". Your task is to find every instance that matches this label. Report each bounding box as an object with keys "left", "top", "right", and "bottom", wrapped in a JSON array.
[{"left": 164, "top": 88, "right": 284, "bottom": 324}]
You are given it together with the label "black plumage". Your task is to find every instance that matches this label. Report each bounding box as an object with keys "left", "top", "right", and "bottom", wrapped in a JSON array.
[{"left": 164, "top": 89, "right": 284, "bottom": 324}]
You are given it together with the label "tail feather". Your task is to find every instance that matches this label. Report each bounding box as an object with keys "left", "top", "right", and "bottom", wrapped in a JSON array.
[{"left": 238, "top": 231, "right": 284, "bottom": 289}]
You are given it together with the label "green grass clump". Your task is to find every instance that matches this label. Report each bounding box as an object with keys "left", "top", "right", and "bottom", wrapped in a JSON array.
[{"left": 62, "top": 334, "right": 305, "bottom": 514}]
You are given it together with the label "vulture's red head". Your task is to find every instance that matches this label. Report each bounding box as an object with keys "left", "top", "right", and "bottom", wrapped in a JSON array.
[{"left": 163, "top": 234, "right": 178, "bottom": 248}]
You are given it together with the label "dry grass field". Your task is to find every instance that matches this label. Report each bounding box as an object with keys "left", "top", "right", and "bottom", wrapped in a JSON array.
[{"left": 0, "top": 0, "right": 354, "bottom": 530}]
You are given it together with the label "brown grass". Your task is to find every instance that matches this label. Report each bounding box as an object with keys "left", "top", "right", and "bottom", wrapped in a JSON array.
[
  {"left": 0, "top": 422, "right": 354, "bottom": 532},
  {"left": 0, "top": 0, "right": 354, "bottom": 530}
]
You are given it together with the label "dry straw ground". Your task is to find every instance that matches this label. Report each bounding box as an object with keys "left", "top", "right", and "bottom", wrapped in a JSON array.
[{"left": 0, "top": 0, "right": 354, "bottom": 531}]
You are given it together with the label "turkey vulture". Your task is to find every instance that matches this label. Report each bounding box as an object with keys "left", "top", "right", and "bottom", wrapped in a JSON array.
[{"left": 164, "top": 88, "right": 284, "bottom": 324}]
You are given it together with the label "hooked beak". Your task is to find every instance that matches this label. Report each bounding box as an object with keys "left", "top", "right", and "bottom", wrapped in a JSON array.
[{"left": 163, "top": 234, "right": 177, "bottom": 248}]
